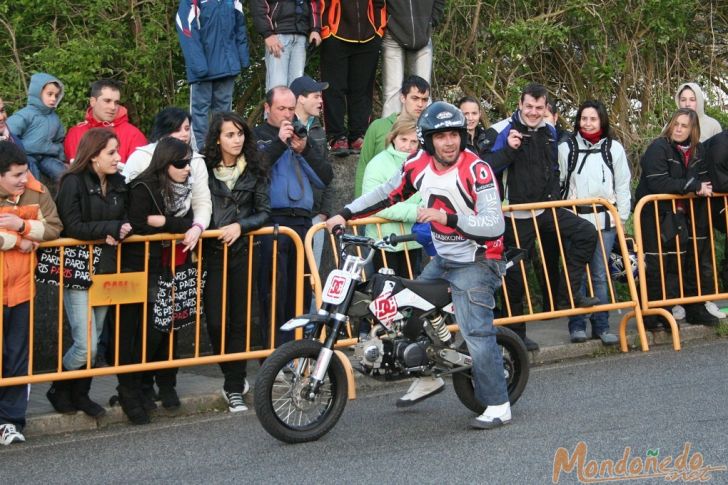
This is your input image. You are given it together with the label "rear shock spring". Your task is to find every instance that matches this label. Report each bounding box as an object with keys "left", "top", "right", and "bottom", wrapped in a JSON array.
[{"left": 428, "top": 313, "right": 452, "bottom": 345}]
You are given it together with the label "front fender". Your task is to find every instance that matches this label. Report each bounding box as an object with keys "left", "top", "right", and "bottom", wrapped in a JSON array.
[{"left": 280, "top": 313, "right": 327, "bottom": 331}]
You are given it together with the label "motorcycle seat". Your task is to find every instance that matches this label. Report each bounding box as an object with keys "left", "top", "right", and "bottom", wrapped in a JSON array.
[{"left": 400, "top": 279, "right": 451, "bottom": 308}]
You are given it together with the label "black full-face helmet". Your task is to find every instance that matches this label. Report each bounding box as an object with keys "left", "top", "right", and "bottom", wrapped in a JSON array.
[{"left": 416, "top": 101, "right": 468, "bottom": 159}]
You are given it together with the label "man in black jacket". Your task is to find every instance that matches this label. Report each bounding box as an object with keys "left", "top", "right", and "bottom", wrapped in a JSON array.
[
  {"left": 484, "top": 83, "right": 599, "bottom": 351},
  {"left": 250, "top": 0, "right": 321, "bottom": 91},
  {"left": 255, "top": 86, "right": 333, "bottom": 347},
  {"left": 381, "top": 0, "right": 445, "bottom": 117}
]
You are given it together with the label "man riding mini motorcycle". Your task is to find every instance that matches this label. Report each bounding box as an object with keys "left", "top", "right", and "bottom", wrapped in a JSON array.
[{"left": 326, "top": 101, "right": 524, "bottom": 429}]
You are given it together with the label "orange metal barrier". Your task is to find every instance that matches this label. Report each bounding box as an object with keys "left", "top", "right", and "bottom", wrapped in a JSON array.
[
  {"left": 0, "top": 226, "right": 304, "bottom": 387},
  {"left": 631, "top": 193, "right": 728, "bottom": 350},
  {"left": 307, "top": 199, "right": 646, "bottom": 353}
]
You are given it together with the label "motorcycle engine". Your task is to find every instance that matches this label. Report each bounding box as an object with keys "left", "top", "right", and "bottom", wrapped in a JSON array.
[{"left": 354, "top": 333, "right": 431, "bottom": 379}]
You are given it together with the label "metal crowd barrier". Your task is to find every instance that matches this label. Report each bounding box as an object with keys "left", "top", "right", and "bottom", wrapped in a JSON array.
[
  {"left": 0, "top": 226, "right": 304, "bottom": 387},
  {"left": 307, "top": 199, "right": 647, "bottom": 353},
  {"left": 632, "top": 193, "right": 728, "bottom": 350}
]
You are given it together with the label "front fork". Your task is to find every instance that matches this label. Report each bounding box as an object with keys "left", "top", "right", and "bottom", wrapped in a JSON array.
[{"left": 306, "top": 312, "right": 348, "bottom": 399}]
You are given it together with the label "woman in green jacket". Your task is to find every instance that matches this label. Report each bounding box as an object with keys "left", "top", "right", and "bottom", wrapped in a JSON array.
[{"left": 361, "top": 116, "right": 423, "bottom": 278}]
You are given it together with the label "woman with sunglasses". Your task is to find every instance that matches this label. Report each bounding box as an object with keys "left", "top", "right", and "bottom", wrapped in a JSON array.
[
  {"left": 124, "top": 107, "right": 211, "bottom": 409},
  {"left": 116, "top": 137, "right": 195, "bottom": 424},
  {"left": 201, "top": 112, "right": 269, "bottom": 413},
  {"left": 47, "top": 128, "right": 131, "bottom": 418}
]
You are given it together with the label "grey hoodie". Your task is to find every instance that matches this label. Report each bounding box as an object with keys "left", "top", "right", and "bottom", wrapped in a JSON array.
[{"left": 675, "top": 82, "right": 722, "bottom": 142}]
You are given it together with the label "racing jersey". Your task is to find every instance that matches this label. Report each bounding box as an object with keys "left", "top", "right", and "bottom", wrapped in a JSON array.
[{"left": 340, "top": 149, "right": 504, "bottom": 262}]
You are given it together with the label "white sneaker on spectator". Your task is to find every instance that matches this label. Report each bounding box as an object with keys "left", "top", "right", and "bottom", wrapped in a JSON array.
[
  {"left": 672, "top": 305, "right": 686, "bottom": 320},
  {"left": 705, "top": 301, "right": 726, "bottom": 319},
  {"left": 222, "top": 390, "right": 248, "bottom": 413},
  {"left": 0, "top": 423, "right": 25, "bottom": 445}
]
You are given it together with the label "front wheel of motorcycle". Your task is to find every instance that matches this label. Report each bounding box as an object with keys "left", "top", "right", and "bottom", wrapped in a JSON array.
[
  {"left": 452, "top": 326, "right": 530, "bottom": 414},
  {"left": 254, "top": 339, "right": 348, "bottom": 443}
]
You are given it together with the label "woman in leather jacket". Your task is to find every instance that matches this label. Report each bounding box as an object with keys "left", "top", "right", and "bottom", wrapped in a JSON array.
[
  {"left": 635, "top": 108, "right": 716, "bottom": 330},
  {"left": 48, "top": 128, "right": 130, "bottom": 418},
  {"left": 201, "top": 112, "right": 270, "bottom": 412}
]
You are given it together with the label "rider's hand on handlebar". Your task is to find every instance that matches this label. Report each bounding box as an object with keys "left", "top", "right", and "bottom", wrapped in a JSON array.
[{"left": 325, "top": 215, "right": 346, "bottom": 234}]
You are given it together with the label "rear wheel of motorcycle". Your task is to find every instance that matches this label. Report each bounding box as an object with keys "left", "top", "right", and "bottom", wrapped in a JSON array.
[
  {"left": 452, "top": 326, "right": 530, "bottom": 414},
  {"left": 254, "top": 339, "right": 348, "bottom": 443}
]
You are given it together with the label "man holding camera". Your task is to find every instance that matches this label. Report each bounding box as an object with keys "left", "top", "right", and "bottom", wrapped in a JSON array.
[
  {"left": 255, "top": 86, "right": 333, "bottom": 346},
  {"left": 483, "top": 83, "right": 599, "bottom": 352}
]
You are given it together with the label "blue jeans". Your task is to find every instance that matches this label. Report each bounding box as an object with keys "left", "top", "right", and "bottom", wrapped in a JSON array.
[
  {"left": 418, "top": 256, "right": 509, "bottom": 405},
  {"left": 27, "top": 155, "right": 66, "bottom": 181},
  {"left": 264, "top": 34, "right": 307, "bottom": 92},
  {"left": 568, "top": 229, "right": 616, "bottom": 335},
  {"left": 190, "top": 76, "right": 235, "bottom": 151},
  {"left": 309, "top": 215, "right": 326, "bottom": 313},
  {"left": 0, "top": 302, "right": 30, "bottom": 429},
  {"left": 62, "top": 288, "right": 109, "bottom": 370}
]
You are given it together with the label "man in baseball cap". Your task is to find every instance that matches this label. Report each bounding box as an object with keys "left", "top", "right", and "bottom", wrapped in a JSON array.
[
  {"left": 290, "top": 75, "right": 329, "bottom": 100},
  {"left": 290, "top": 75, "right": 333, "bottom": 295}
]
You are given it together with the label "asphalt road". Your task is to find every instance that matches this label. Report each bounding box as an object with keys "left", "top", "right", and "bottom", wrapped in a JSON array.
[{"left": 2, "top": 340, "right": 728, "bottom": 485}]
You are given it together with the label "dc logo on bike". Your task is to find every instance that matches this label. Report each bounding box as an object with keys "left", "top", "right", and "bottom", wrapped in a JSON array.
[
  {"left": 374, "top": 296, "right": 399, "bottom": 326},
  {"left": 322, "top": 270, "right": 352, "bottom": 305},
  {"left": 372, "top": 280, "right": 399, "bottom": 327}
]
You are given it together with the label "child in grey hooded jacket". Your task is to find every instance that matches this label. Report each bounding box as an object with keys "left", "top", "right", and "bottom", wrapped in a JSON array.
[
  {"left": 675, "top": 82, "right": 722, "bottom": 142},
  {"left": 7, "top": 73, "right": 67, "bottom": 181}
]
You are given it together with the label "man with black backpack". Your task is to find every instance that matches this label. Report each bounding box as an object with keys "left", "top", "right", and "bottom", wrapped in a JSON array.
[
  {"left": 559, "top": 100, "right": 632, "bottom": 345},
  {"left": 483, "top": 83, "right": 600, "bottom": 351}
]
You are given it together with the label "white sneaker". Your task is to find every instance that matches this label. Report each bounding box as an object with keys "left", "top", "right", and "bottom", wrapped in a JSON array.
[
  {"left": 471, "top": 402, "right": 512, "bottom": 429},
  {"left": 242, "top": 378, "right": 250, "bottom": 396},
  {"left": 672, "top": 305, "right": 686, "bottom": 320},
  {"left": 0, "top": 423, "right": 25, "bottom": 445},
  {"left": 705, "top": 301, "right": 726, "bottom": 319},
  {"left": 222, "top": 390, "right": 248, "bottom": 413},
  {"left": 396, "top": 376, "right": 445, "bottom": 408}
]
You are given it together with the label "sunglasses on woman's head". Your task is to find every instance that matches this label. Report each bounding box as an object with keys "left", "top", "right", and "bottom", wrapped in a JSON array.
[{"left": 170, "top": 158, "right": 191, "bottom": 169}]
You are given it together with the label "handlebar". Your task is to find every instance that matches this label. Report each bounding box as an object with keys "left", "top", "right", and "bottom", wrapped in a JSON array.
[
  {"left": 331, "top": 225, "right": 526, "bottom": 268},
  {"left": 386, "top": 233, "right": 418, "bottom": 245},
  {"left": 330, "top": 226, "right": 417, "bottom": 266}
]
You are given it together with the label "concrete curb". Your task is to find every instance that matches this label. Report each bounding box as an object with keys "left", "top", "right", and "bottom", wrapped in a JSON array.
[
  {"left": 23, "top": 324, "right": 722, "bottom": 439},
  {"left": 531, "top": 323, "right": 717, "bottom": 365}
]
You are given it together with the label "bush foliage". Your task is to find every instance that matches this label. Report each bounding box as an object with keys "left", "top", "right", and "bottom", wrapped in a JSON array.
[{"left": 1, "top": 0, "right": 726, "bottom": 168}]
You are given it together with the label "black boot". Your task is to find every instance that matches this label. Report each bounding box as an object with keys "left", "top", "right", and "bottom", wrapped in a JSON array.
[
  {"left": 158, "top": 386, "right": 181, "bottom": 410},
  {"left": 47, "top": 379, "right": 77, "bottom": 415},
  {"left": 558, "top": 273, "right": 601, "bottom": 310},
  {"left": 140, "top": 385, "right": 158, "bottom": 411},
  {"left": 684, "top": 303, "right": 720, "bottom": 326},
  {"left": 116, "top": 385, "right": 150, "bottom": 425},
  {"left": 70, "top": 377, "right": 106, "bottom": 418}
]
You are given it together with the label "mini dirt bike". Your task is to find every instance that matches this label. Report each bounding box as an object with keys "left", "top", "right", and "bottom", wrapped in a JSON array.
[{"left": 254, "top": 230, "right": 530, "bottom": 443}]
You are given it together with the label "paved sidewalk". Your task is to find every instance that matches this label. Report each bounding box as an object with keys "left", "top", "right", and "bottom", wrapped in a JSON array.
[{"left": 22, "top": 312, "right": 721, "bottom": 438}]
